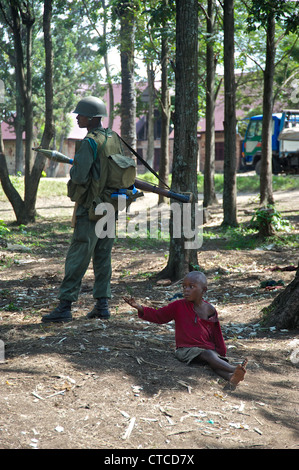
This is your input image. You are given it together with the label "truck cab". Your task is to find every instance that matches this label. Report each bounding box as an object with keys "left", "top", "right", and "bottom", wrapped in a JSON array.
[
  {"left": 241, "top": 114, "right": 282, "bottom": 174},
  {"left": 241, "top": 110, "right": 299, "bottom": 174},
  {"left": 278, "top": 110, "right": 299, "bottom": 173}
]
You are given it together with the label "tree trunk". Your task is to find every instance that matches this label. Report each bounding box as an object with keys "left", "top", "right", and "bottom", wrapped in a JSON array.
[
  {"left": 146, "top": 62, "right": 155, "bottom": 170},
  {"left": 0, "top": 1, "right": 30, "bottom": 224},
  {"left": 0, "top": 152, "right": 25, "bottom": 219},
  {"left": 0, "top": 0, "right": 54, "bottom": 225},
  {"left": 119, "top": 2, "right": 136, "bottom": 151},
  {"left": 159, "top": 0, "right": 199, "bottom": 281},
  {"left": 15, "top": 72, "right": 24, "bottom": 174},
  {"left": 262, "top": 265, "right": 299, "bottom": 330},
  {"left": 22, "top": 4, "right": 35, "bottom": 222},
  {"left": 222, "top": 0, "right": 238, "bottom": 227},
  {"left": 0, "top": 122, "right": 25, "bottom": 219},
  {"left": 101, "top": 0, "right": 114, "bottom": 129},
  {"left": 203, "top": 0, "right": 218, "bottom": 208},
  {"left": 158, "top": 34, "right": 170, "bottom": 204},
  {"left": 260, "top": 13, "right": 275, "bottom": 206},
  {"left": 29, "top": 0, "right": 54, "bottom": 205}
]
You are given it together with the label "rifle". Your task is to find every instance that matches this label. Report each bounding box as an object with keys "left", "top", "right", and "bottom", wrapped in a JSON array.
[
  {"left": 33, "top": 147, "right": 192, "bottom": 204},
  {"left": 134, "top": 179, "right": 191, "bottom": 203}
]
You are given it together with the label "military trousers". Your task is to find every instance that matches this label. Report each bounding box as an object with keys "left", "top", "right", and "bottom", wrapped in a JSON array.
[{"left": 59, "top": 207, "right": 115, "bottom": 303}]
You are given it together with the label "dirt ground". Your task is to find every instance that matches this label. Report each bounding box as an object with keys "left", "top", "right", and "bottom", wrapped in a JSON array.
[{"left": 0, "top": 187, "right": 298, "bottom": 451}]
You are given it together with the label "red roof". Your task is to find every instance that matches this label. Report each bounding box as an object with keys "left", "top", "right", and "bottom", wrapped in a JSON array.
[
  {"left": 1, "top": 82, "right": 148, "bottom": 140},
  {"left": 1, "top": 121, "right": 23, "bottom": 140},
  {"left": 198, "top": 93, "right": 247, "bottom": 134},
  {"left": 2, "top": 82, "right": 247, "bottom": 140}
]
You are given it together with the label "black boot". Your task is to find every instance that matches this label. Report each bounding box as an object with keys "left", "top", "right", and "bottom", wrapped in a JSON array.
[
  {"left": 42, "top": 300, "right": 72, "bottom": 323},
  {"left": 86, "top": 298, "right": 110, "bottom": 319}
]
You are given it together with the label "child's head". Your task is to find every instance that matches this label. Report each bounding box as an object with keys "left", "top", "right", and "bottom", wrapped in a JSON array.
[{"left": 182, "top": 271, "right": 207, "bottom": 302}]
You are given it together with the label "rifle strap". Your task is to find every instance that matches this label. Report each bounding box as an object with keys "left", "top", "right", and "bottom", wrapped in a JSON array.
[{"left": 119, "top": 135, "right": 170, "bottom": 190}]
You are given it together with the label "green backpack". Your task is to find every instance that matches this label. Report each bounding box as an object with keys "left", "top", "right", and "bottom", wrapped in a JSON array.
[{"left": 67, "top": 128, "right": 139, "bottom": 220}]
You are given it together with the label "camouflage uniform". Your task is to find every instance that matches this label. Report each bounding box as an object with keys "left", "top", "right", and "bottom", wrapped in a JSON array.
[
  {"left": 42, "top": 96, "right": 127, "bottom": 323},
  {"left": 59, "top": 129, "right": 119, "bottom": 303}
]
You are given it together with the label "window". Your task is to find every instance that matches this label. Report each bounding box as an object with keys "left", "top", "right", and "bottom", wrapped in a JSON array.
[
  {"left": 215, "top": 142, "right": 224, "bottom": 161},
  {"left": 247, "top": 120, "right": 263, "bottom": 138}
]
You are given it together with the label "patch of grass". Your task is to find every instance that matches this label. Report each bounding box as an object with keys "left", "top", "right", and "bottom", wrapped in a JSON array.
[
  {"left": 0, "top": 219, "right": 10, "bottom": 237},
  {"left": 203, "top": 224, "right": 259, "bottom": 250},
  {"left": 0, "top": 218, "right": 73, "bottom": 269},
  {"left": 1, "top": 173, "right": 298, "bottom": 203},
  {"left": 37, "top": 179, "right": 67, "bottom": 197},
  {"left": 137, "top": 172, "right": 299, "bottom": 194},
  {"left": 250, "top": 205, "right": 294, "bottom": 233},
  {"left": 203, "top": 222, "right": 299, "bottom": 251},
  {"left": 115, "top": 234, "right": 169, "bottom": 251},
  {"left": 197, "top": 174, "right": 299, "bottom": 193},
  {"left": 0, "top": 176, "right": 67, "bottom": 201},
  {"left": 265, "top": 233, "right": 299, "bottom": 249}
]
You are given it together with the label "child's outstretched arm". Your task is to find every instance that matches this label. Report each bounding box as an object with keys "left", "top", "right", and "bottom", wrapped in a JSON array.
[{"left": 123, "top": 297, "right": 144, "bottom": 315}]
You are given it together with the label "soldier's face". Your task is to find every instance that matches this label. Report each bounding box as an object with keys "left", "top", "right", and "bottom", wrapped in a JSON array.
[{"left": 76, "top": 114, "right": 90, "bottom": 128}]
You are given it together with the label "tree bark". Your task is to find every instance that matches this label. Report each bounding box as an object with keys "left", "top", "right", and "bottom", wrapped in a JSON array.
[
  {"left": 203, "top": 0, "right": 218, "bottom": 208},
  {"left": 29, "top": 0, "right": 54, "bottom": 201},
  {"left": 0, "top": 126, "right": 24, "bottom": 220},
  {"left": 118, "top": 1, "right": 136, "bottom": 151},
  {"left": 0, "top": 1, "right": 30, "bottom": 224},
  {"left": 0, "top": 0, "right": 54, "bottom": 225},
  {"left": 222, "top": 0, "right": 238, "bottom": 227},
  {"left": 260, "top": 13, "right": 275, "bottom": 206},
  {"left": 146, "top": 62, "right": 155, "bottom": 170},
  {"left": 159, "top": 0, "right": 199, "bottom": 281},
  {"left": 262, "top": 265, "right": 299, "bottom": 330},
  {"left": 101, "top": 0, "right": 114, "bottom": 130},
  {"left": 14, "top": 71, "right": 24, "bottom": 174},
  {"left": 158, "top": 34, "right": 170, "bottom": 204}
]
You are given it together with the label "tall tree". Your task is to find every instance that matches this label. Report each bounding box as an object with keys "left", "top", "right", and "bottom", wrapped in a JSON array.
[
  {"left": 146, "top": 62, "right": 155, "bottom": 169},
  {"left": 159, "top": 0, "right": 199, "bottom": 280},
  {"left": 157, "top": 0, "right": 171, "bottom": 204},
  {"left": 246, "top": 0, "right": 299, "bottom": 206},
  {"left": 115, "top": 0, "right": 137, "bottom": 150},
  {"left": 202, "top": 0, "right": 219, "bottom": 208},
  {"left": 262, "top": 265, "right": 299, "bottom": 330},
  {"left": 0, "top": 2, "right": 24, "bottom": 174},
  {"left": 139, "top": 0, "right": 175, "bottom": 202},
  {"left": 31, "top": 0, "right": 54, "bottom": 196},
  {"left": 222, "top": 0, "right": 238, "bottom": 227},
  {"left": 81, "top": 0, "right": 115, "bottom": 129},
  {"left": 0, "top": 0, "right": 54, "bottom": 224},
  {"left": 260, "top": 9, "right": 275, "bottom": 205},
  {"left": 0, "top": 0, "right": 36, "bottom": 223}
]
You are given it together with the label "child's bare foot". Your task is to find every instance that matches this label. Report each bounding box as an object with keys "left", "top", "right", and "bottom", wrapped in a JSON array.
[{"left": 229, "top": 358, "right": 248, "bottom": 386}]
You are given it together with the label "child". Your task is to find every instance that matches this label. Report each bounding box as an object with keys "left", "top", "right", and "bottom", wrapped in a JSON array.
[{"left": 124, "top": 271, "right": 247, "bottom": 386}]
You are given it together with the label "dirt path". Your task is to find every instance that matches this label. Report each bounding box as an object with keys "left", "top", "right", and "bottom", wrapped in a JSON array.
[{"left": 0, "top": 189, "right": 298, "bottom": 450}]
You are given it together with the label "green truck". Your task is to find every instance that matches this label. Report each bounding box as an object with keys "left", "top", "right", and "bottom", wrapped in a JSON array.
[{"left": 241, "top": 109, "right": 299, "bottom": 174}]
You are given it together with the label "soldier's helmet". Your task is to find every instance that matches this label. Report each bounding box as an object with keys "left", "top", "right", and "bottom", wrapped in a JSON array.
[{"left": 73, "top": 96, "right": 107, "bottom": 117}]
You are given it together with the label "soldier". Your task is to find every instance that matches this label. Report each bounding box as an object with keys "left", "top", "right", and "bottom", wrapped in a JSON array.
[{"left": 42, "top": 96, "right": 122, "bottom": 323}]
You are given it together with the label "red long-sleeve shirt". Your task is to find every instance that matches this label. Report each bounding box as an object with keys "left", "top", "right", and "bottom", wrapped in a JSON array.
[{"left": 139, "top": 299, "right": 226, "bottom": 357}]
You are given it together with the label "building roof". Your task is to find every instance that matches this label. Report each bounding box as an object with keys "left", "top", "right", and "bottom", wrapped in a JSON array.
[
  {"left": 198, "top": 93, "right": 247, "bottom": 134},
  {"left": 1, "top": 81, "right": 255, "bottom": 140},
  {"left": 0, "top": 81, "right": 148, "bottom": 141},
  {"left": 1, "top": 121, "right": 22, "bottom": 140}
]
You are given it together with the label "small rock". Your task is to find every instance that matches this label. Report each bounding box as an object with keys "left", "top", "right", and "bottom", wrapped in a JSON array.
[
  {"left": 55, "top": 426, "right": 64, "bottom": 433},
  {"left": 6, "top": 243, "right": 31, "bottom": 252},
  {"left": 156, "top": 279, "right": 172, "bottom": 286}
]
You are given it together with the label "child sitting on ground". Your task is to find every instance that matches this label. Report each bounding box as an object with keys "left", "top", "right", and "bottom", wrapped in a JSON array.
[{"left": 124, "top": 271, "right": 247, "bottom": 386}]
